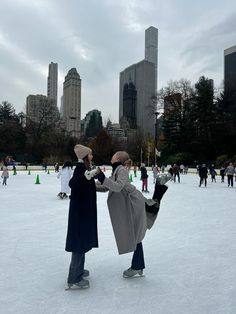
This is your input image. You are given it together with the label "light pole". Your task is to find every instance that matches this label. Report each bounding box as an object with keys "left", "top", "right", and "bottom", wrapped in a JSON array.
[
  {"left": 151, "top": 94, "right": 163, "bottom": 166},
  {"left": 154, "top": 111, "right": 159, "bottom": 166}
]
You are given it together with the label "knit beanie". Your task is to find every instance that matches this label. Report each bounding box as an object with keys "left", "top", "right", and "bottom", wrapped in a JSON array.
[{"left": 74, "top": 144, "right": 92, "bottom": 159}]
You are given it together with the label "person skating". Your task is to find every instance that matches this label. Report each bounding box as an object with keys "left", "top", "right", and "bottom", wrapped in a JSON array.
[
  {"left": 94, "top": 151, "right": 170, "bottom": 278},
  {"left": 65, "top": 144, "right": 98, "bottom": 290},
  {"left": 209, "top": 165, "right": 217, "bottom": 183},
  {"left": 57, "top": 161, "right": 73, "bottom": 199},
  {"left": 168, "top": 165, "right": 173, "bottom": 180},
  {"left": 198, "top": 164, "right": 208, "bottom": 187},
  {"left": 140, "top": 163, "right": 149, "bottom": 192},
  {"left": 133, "top": 164, "right": 137, "bottom": 177},
  {"left": 225, "top": 162, "right": 235, "bottom": 187},
  {"left": 152, "top": 165, "right": 159, "bottom": 184},
  {"left": 54, "top": 163, "right": 60, "bottom": 173},
  {"left": 172, "top": 164, "right": 180, "bottom": 183},
  {"left": 1, "top": 165, "right": 9, "bottom": 185},
  {"left": 220, "top": 166, "right": 225, "bottom": 183}
]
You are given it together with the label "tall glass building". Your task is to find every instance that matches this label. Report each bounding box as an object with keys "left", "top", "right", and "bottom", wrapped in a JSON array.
[{"left": 224, "top": 45, "right": 236, "bottom": 96}]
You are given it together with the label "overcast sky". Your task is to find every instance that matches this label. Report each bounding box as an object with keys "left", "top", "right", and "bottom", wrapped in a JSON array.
[{"left": 1, "top": 0, "right": 236, "bottom": 122}]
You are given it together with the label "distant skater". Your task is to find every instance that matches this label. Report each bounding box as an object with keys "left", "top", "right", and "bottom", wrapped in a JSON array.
[
  {"left": 198, "top": 164, "right": 208, "bottom": 187},
  {"left": 225, "top": 162, "right": 235, "bottom": 187},
  {"left": 220, "top": 166, "right": 225, "bottom": 183},
  {"left": 1, "top": 165, "right": 9, "bottom": 186},
  {"left": 57, "top": 161, "right": 73, "bottom": 199},
  {"left": 140, "top": 163, "right": 149, "bottom": 192},
  {"left": 172, "top": 164, "right": 180, "bottom": 183}
]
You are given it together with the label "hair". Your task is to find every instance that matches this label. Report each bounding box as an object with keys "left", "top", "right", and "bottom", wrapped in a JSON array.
[
  {"left": 115, "top": 151, "right": 132, "bottom": 169},
  {"left": 62, "top": 161, "right": 73, "bottom": 169},
  {"left": 83, "top": 155, "right": 91, "bottom": 170}
]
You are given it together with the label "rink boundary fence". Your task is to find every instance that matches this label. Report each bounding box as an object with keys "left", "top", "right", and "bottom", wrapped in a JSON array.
[{"left": 3, "top": 166, "right": 222, "bottom": 175}]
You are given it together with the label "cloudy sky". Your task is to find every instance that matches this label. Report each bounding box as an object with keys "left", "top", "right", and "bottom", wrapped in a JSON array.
[{"left": 1, "top": 0, "right": 236, "bottom": 122}]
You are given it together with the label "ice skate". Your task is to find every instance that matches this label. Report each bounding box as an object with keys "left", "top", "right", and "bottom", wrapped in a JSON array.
[
  {"left": 123, "top": 267, "right": 143, "bottom": 278},
  {"left": 61, "top": 193, "right": 68, "bottom": 199},
  {"left": 65, "top": 279, "right": 89, "bottom": 290},
  {"left": 57, "top": 192, "right": 63, "bottom": 199}
]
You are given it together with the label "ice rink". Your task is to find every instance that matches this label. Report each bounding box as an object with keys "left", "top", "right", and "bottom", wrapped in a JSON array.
[{"left": 0, "top": 170, "right": 235, "bottom": 314}]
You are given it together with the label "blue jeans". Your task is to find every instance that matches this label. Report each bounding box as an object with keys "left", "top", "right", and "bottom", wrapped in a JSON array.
[
  {"left": 131, "top": 242, "right": 145, "bottom": 270},
  {"left": 67, "top": 252, "right": 85, "bottom": 284}
]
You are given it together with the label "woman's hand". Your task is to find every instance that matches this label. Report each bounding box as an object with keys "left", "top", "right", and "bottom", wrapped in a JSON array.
[{"left": 84, "top": 168, "right": 100, "bottom": 180}]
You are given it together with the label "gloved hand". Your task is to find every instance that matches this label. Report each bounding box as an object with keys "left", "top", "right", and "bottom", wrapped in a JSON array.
[
  {"left": 95, "top": 171, "right": 105, "bottom": 184},
  {"left": 84, "top": 168, "right": 100, "bottom": 180}
]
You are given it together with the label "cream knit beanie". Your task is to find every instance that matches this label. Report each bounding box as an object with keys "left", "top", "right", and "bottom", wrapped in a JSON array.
[{"left": 74, "top": 144, "right": 92, "bottom": 159}]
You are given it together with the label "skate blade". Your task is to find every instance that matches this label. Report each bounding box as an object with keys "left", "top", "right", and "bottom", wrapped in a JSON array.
[
  {"left": 65, "top": 284, "right": 89, "bottom": 290},
  {"left": 123, "top": 273, "right": 145, "bottom": 278}
]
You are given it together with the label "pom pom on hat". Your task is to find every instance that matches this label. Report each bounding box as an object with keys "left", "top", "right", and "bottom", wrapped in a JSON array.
[{"left": 74, "top": 144, "right": 92, "bottom": 159}]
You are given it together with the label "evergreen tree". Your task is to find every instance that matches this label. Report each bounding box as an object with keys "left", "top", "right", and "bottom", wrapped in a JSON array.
[{"left": 191, "top": 76, "right": 216, "bottom": 160}]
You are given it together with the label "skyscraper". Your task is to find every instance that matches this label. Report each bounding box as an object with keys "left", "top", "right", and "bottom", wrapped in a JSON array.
[
  {"left": 224, "top": 45, "right": 236, "bottom": 97},
  {"left": 145, "top": 26, "right": 158, "bottom": 93},
  {"left": 63, "top": 68, "right": 81, "bottom": 138},
  {"left": 119, "top": 26, "right": 158, "bottom": 138},
  {"left": 81, "top": 109, "right": 103, "bottom": 138},
  {"left": 26, "top": 94, "right": 59, "bottom": 126},
  {"left": 47, "top": 62, "right": 58, "bottom": 106},
  {"left": 224, "top": 45, "right": 236, "bottom": 133}
]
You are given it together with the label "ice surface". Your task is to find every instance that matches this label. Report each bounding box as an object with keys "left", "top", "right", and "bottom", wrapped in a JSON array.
[{"left": 0, "top": 170, "right": 235, "bottom": 314}]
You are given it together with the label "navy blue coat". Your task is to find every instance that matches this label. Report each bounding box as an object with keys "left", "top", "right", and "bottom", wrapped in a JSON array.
[
  {"left": 140, "top": 167, "right": 148, "bottom": 179},
  {"left": 65, "top": 162, "right": 98, "bottom": 254},
  {"left": 198, "top": 166, "right": 208, "bottom": 179}
]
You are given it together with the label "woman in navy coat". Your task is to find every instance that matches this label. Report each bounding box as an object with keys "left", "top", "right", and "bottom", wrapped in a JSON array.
[{"left": 65, "top": 144, "right": 98, "bottom": 290}]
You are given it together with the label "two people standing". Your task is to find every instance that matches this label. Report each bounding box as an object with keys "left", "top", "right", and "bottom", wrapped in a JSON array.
[{"left": 65, "top": 145, "right": 169, "bottom": 290}]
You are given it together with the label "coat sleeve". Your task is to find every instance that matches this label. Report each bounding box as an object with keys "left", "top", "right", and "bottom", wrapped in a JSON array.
[
  {"left": 96, "top": 182, "right": 109, "bottom": 192},
  {"left": 102, "top": 167, "right": 128, "bottom": 192}
]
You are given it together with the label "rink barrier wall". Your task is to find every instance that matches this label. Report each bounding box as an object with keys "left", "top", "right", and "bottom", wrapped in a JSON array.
[{"left": 4, "top": 166, "right": 221, "bottom": 175}]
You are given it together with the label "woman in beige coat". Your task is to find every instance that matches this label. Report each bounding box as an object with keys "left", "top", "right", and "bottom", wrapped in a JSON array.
[{"left": 95, "top": 151, "right": 168, "bottom": 278}]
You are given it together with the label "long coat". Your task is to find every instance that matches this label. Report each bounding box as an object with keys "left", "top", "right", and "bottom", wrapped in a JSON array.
[
  {"left": 65, "top": 162, "right": 98, "bottom": 254},
  {"left": 1, "top": 167, "right": 9, "bottom": 178},
  {"left": 57, "top": 167, "right": 73, "bottom": 194},
  {"left": 96, "top": 165, "right": 159, "bottom": 255},
  {"left": 199, "top": 166, "right": 208, "bottom": 179}
]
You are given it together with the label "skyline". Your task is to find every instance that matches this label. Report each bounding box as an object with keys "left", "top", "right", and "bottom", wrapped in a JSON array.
[{"left": 0, "top": 0, "right": 236, "bottom": 122}]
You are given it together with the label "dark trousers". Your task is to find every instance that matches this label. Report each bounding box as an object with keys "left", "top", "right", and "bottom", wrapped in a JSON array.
[
  {"left": 67, "top": 252, "right": 85, "bottom": 284},
  {"left": 227, "top": 175, "right": 233, "bottom": 187},
  {"left": 142, "top": 178, "right": 148, "bottom": 191},
  {"left": 174, "top": 173, "right": 180, "bottom": 183},
  {"left": 199, "top": 177, "right": 207, "bottom": 186},
  {"left": 131, "top": 242, "right": 145, "bottom": 270}
]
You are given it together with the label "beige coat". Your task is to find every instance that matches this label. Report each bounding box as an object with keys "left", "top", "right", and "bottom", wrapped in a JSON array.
[{"left": 96, "top": 165, "right": 159, "bottom": 254}]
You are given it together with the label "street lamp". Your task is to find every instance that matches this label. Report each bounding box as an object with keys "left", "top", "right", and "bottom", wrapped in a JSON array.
[
  {"left": 154, "top": 111, "right": 159, "bottom": 167},
  {"left": 151, "top": 95, "right": 163, "bottom": 166}
]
